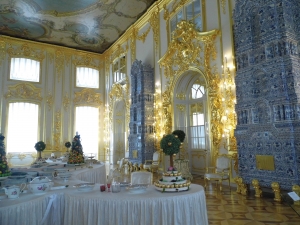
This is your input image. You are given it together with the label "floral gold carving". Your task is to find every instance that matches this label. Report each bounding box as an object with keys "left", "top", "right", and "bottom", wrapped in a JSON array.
[
  {"left": 55, "top": 50, "right": 65, "bottom": 82},
  {"left": 73, "top": 54, "right": 99, "bottom": 68},
  {"left": 136, "top": 25, "right": 151, "bottom": 43},
  {"left": 176, "top": 104, "right": 185, "bottom": 112},
  {"left": 0, "top": 41, "right": 5, "bottom": 65},
  {"left": 63, "top": 93, "right": 70, "bottom": 111},
  {"left": 6, "top": 44, "right": 45, "bottom": 62},
  {"left": 130, "top": 27, "right": 137, "bottom": 63},
  {"left": 176, "top": 92, "right": 185, "bottom": 100},
  {"left": 53, "top": 111, "right": 61, "bottom": 151},
  {"left": 46, "top": 93, "right": 53, "bottom": 110},
  {"left": 5, "top": 83, "right": 42, "bottom": 102},
  {"left": 74, "top": 89, "right": 102, "bottom": 106},
  {"left": 149, "top": 8, "right": 160, "bottom": 55},
  {"left": 220, "top": 0, "right": 227, "bottom": 14}
]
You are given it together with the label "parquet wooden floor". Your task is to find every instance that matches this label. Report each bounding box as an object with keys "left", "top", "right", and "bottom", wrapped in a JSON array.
[{"left": 191, "top": 174, "right": 300, "bottom": 225}]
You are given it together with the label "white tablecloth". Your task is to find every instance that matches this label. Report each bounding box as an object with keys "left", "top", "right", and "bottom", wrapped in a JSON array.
[{"left": 0, "top": 165, "right": 208, "bottom": 225}]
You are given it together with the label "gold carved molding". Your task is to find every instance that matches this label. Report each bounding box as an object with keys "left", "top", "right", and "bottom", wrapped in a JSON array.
[
  {"left": 55, "top": 50, "right": 65, "bottom": 82},
  {"left": 159, "top": 20, "right": 222, "bottom": 154},
  {"left": 136, "top": 25, "right": 151, "bottom": 43},
  {"left": 176, "top": 104, "right": 185, "bottom": 112},
  {"left": 6, "top": 43, "right": 45, "bottom": 62},
  {"left": 74, "top": 88, "right": 102, "bottom": 106},
  {"left": 63, "top": 93, "right": 70, "bottom": 111},
  {"left": 53, "top": 111, "right": 61, "bottom": 151},
  {"left": 0, "top": 41, "right": 5, "bottom": 65},
  {"left": 72, "top": 53, "right": 100, "bottom": 69},
  {"left": 5, "top": 82, "right": 43, "bottom": 102},
  {"left": 46, "top": 93, "right": 53, "bottom": 110}
]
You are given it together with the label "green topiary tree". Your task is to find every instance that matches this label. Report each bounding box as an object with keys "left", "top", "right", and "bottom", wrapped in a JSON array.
[
  {"left": 0, "top": 133, "right": 10, "bottom": 177},
  {"left": 160, "top": 134, "right": 181, "bottom": 167},
  {"left": 172, "top": 130, "right": 186, "bottom": 142}
]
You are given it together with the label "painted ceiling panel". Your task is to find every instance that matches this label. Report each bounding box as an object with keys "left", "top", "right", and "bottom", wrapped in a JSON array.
[{"left": 0, "top": 0, "right": 157, "bottom": 53}]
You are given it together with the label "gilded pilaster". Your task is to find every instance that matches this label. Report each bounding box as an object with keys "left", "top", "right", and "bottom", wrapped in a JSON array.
[{"left": 55, "top": 50, "right": 65, "bottom": 82}]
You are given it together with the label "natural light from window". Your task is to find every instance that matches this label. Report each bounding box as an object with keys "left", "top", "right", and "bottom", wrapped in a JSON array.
[
  {"left": 76, "top": 67, "right": 99, "bottom": 88},
  {"left": 7, "top": 102, "right": 39, "bottom": 153},
  {"left": 10, "top": 58, "right": 40, "bottom": 82},
  {"left": 75, "top": 106, "right": 99, "bottom": 159}
]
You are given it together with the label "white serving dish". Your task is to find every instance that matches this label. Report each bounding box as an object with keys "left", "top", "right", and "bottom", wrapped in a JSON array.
[
  {"left": 126, "top": 184, "right": 149, "bottom": 193},
  {"left": 28, "top": 176, "right": 53, "bottom": 195},
  {"left": 155, "top": 186, "right": 189, "bottom": 192},
  {"left": 73, "top": 183, "right": 95, "bottom": 192},
  {"left": 58, "top": 172, "right": 72, "bottom": 180}
]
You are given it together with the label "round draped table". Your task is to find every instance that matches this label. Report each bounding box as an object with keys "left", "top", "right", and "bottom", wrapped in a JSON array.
[{"left": 0, "top": 165, "right": 208, "bottom": 225}]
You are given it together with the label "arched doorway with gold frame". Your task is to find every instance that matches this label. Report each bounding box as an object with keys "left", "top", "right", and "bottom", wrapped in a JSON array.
[
  {"left": 158, "top": 20, "right": 232, "bottom": 167},
  {"left": 108, "top": 82, "right": 130, "bottom": 164}
]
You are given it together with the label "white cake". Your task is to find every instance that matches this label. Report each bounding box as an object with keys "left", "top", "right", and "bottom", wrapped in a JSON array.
[{"left": 154, "top": 170, "right": 191, "bottom": 192}]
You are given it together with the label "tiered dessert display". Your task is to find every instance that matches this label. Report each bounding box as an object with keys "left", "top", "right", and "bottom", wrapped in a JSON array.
[
  {"left": 154, "top": 131, "right": 190, "bottom": 192},
  {"left": 0, "top": 133, "right": 11, "bottom": 179},
  {"left": 67, "top": 135, "right": 84, "bottom": 164},
  {"left": 154, "top": 166, "right": 191, "bottom": 192}
]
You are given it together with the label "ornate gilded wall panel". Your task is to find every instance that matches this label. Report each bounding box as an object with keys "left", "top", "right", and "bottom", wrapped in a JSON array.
[
  {"left": 6, "top": 43, "right": 45, "bottom": 62},
  {"left": 74, "top": 88, "right": 102, "bottom": 106},
  {"left": 5, "top": 83, "right": 43, "bottom": 102},
  {"left": 159, "top": 20, "right": 224, "bottom": 157}
]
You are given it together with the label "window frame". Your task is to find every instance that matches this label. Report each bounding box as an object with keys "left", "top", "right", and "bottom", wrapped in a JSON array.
[
  {"left": 9, "top": 57, "right": 41, "bottom": 83},
  {"left": 75, "top": 66, "right": 100, "bottom": 89},
  {"left": 112, "top": 55, "right": 126, "bottom": 83}
]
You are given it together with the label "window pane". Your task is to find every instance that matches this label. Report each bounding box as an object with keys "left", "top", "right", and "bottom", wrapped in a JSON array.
[
  {"left": 7, "top": 102, "right": 39, "bottom": 153},
  {"left": 75, "top": 106, "right": 99, "bottom": 159},
  {"left": 10, "top": 58, "right": 40, "bottom": 82},
  {"left": 76, "top": 67, "right": 99, "bottom": 88}
]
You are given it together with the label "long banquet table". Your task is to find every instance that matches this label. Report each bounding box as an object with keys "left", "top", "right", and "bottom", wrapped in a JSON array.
[{"left": 0, "top": 165, "right": 208, "bottom": 225}]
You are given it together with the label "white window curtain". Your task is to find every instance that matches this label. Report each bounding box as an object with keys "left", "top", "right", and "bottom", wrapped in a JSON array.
[
  {"left": 76, "top": 67, "right": 99, "bottom": 88},
  {"left": 75, "top": 106, "right": 99, "bottom": 159},
  {"left": 7, "top": 102, "right": 39, "bottom": 153},
  {"left": 10, "top": 58, "right": 40, "bottom": 82}
]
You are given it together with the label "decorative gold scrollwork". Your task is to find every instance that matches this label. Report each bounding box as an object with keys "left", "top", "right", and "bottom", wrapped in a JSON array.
[
  {"left": 74, "top": 89, "right": 102, "bottom": 106},
  {"left": 5, "top": 83, "right": 42, "bottom": 102}
]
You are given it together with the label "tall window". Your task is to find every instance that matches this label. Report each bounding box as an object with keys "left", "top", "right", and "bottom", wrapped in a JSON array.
[
  {"left": 190, "top": 83, "right": 206, "bottom": 149},
  {"left": 170, "top": 0, "right": 202, "bottom": 34},
  {"left": 10, "top": 58, "right": 40, "bottom": 82},
  {"left": 113, "top": 56, "right": 126, "bottom": 83},
  {"left": 7, "top": 102, "right": 39, "bottom": 153},
  {"left": 76, "top": 67, "right": 99, "bottom": 88},
  {"left": 75, "top": 106, "right": 99, "bottom": 158}
]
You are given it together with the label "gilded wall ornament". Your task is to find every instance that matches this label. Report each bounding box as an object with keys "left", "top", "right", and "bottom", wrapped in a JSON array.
[
  {"left": 6, "top": 43, "right": 45, "bottom": 62},
  {"left": 55, "top": 50, "right": 65, "bottom": 82},
  {"left": 63, "top": 93, "right": 70, "bottom": 111},
  {"left": 159, "top": 20, "right": 224, "bottom": 157},
  {"left": 5, "top": 83, "right": 42, "bottom": 102},
  {"left": 46, "top": 93, "right": 53, "bottom": 111},
  {"left": 130, "top": 27, "right": 137, "bottom": 63},
  {"left": 149, "top": 9, "right": 160, "bottom": 55},
  {"left": 176, "top": 92, "right": 185, "bottom": 100},
  {"left": 53, "top": 111, "right": 61, "bottom": 151},
  {"left": 74, "top": 89, "right": 102, "bottom": 106},
  {"left": 176, "top": 104, "right": 185, "bottom": 112},
  {"left": 73, "top": 54, "right": 99, "bottom": 68},
  {"left": 220, "top": 0, "right": 227, "bottom": 14},
  {"left": 0, "top": 41, "right": 5, "bottom": 65}
]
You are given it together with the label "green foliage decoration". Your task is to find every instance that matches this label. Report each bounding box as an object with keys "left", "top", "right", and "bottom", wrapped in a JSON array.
[
  {"left": 160, "top": 134, "right": 181, "bottom": 155},
  {"left": 172, "top": 130, "right": 186, "bottom": 142},
  {"left": 34, "top": 141, "right": 46, "bottom": 152}
]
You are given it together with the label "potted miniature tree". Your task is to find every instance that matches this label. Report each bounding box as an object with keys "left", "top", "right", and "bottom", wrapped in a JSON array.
[
  {"left": 160, "top": 134, "right": 181, "bottom": 167},
  {"left": 34, "top": 141, "right": 46, "bottom": 160}
]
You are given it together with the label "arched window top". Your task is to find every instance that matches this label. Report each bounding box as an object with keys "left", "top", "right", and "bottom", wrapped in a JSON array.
[
  {"left": 76, "top": 66, "right": 99, "bottom": 88},
  {"left": 10, "top": 57, "right": 40, "bottom": 82},
  {"left": 191, "top": 82, "right": 205, "bottom": 99}
]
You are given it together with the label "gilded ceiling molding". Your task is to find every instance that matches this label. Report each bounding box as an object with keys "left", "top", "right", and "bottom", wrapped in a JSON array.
[
  {"left": 6, "top": 43, "right": 45, "bottom": 62},
  {"left": 55, "top": 50, "right": 65, "bottom": 82},
  {"left": 0, "top": 41, "right": 5, "bottom": 65},
  {"left": 136, "top": 25, "right": 151, "bottom": 43},
  {"left": 72, "top": 54, "right": 99, "bottom": 68},
  {"left": 53, "top": 111, "right": 61, "bottom": 151},
  {"left": 159, "top": 20, "right": 224, "bottom": 157},
  {"left": 130, "top": 27, "right": 137, "bottom": 63},
  {"left": 4, "top": 83, "right": 42, "bottom": 102},
  {"left": 46, "top": 93, "right": 53, "bottom": 111},
  {"left": 63, "top": 93, "right": 70, "bottom": 111},
  {"left": 149, "top": 8, "right": 160, "bottom": 56},
  {"left": 74, "top": 88, "right": 102, "bottom": 106}
]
